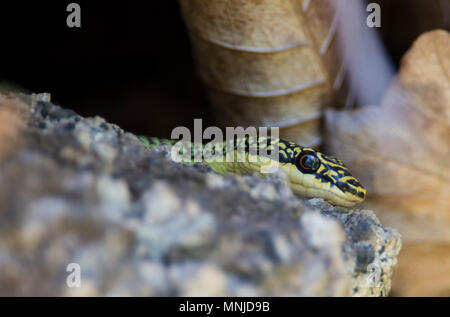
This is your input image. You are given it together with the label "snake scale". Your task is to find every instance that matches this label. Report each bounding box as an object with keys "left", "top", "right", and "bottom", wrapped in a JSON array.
[{"left": 140, "top": 136, "right": 366, "bottom": 208}]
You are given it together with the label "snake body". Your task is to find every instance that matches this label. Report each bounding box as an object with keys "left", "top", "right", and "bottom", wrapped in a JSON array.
[{"left": 140, "top": 136, "right": 366, "bottom": 208}]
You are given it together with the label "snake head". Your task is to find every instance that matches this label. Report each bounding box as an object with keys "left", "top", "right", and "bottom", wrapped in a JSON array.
[{"left": 280, "top": 146, "right": 366, "bottom": 208}]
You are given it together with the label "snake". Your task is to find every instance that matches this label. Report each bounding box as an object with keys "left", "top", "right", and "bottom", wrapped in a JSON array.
[
  {"left": 28, "top": 92, "right": 365, "bottom": 207},
  {"left": 139, "top": 135, "right": 366, "bottom": 208}
]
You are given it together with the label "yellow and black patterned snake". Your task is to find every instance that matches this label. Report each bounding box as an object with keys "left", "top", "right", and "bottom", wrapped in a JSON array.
[{"left": 140, "top": 136, "right": 366, "bottom": 208}]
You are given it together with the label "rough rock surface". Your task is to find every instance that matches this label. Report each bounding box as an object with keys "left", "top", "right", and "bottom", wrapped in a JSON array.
[{"left": 0, "top": 93, "right": 401, "bottom": 296}]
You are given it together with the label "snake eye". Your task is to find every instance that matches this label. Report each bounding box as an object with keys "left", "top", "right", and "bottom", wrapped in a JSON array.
[{"left": 297, "top": 153, "right": 320, "bottom": 173}]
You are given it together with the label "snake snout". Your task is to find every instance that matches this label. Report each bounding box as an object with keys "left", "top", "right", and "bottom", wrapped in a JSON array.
[{"left": 336, "top": 179, "right": 366, "bottom": 203}]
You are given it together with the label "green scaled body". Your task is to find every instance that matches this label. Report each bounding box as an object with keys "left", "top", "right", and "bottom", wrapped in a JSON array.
[{"left": 138, "top": 135, "right": 366, "bottom": 208}]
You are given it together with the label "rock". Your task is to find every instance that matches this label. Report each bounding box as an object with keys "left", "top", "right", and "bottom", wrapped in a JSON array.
[{"left": 0, "top": 93, "right": 401, "bottom": 296}]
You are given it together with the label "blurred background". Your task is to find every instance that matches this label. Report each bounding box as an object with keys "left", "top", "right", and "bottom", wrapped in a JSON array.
[
  {"left": 0, "top": 0, "right": 449, "bottom": 297},
  {"left": 0, "top": 1, "right": 213, "bottom": 137},
  {"left": 0, "top": 0, "right": 448, "bottom": 137}
]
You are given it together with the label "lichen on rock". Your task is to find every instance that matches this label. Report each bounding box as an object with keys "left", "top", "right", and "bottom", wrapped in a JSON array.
[{"left": 0, "top": 93, "right": 400, "bottom": 296}]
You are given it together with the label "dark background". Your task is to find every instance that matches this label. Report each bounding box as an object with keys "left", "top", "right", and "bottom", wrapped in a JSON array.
[
  {"left": 0, "top": 1, "right": 448, "bottom": 137},
  {"left": 0, "top": 1, "right": 213, "bottom": 137}
]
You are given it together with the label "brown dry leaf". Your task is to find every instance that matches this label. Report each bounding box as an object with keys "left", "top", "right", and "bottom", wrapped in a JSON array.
[
  {"left": 325, "top": 30, "right": 450, "bottom": 226},
  {"left": 392, "top": 242, "right": 450, "bottom": 296},
  {"left": 178, "top": 0, "right": 347, "bottom": 147}
]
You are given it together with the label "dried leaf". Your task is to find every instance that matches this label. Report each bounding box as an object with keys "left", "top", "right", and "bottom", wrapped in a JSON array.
[
  {"left": 178, "top": 0, "right": 346, "bottom": 146},
  {"left": 392, "top": 242, "right": 450, "bottom": 296},
  {"left": 325, "top": 30, "right": 450, "bottom": 227}
]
